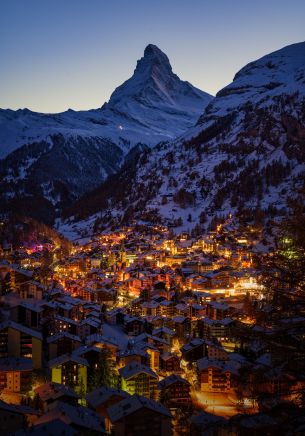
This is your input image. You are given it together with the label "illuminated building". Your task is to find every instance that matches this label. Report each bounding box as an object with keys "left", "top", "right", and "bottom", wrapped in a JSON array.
[
  {"left": 49, "top": 354, "right": 88, "bottom": 396},
  {"left": 119, "top": 361, "right": 158, "bottom": 399}
]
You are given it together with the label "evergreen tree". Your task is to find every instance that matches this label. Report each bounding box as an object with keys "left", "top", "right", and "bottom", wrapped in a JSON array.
[{"left": 88, "top": 348, "right": 119, "bottom": 391}]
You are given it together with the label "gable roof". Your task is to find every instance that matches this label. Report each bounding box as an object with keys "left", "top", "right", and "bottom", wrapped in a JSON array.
[
  {"left": 86, "top": 386, "right": 129, "bottom": 409},
  {"left": 34, "top": 401, "right": 105, "bottom": 433},
  {"left": 34, "top": 382, "right": 79, "bottom": 402},
  {"left": 119, "top": 361, "right": 157, "bottom": 380},
  {"left": 158, "top": 374, "right": 190, "bottom": 389},
  {"left": 107, "top": 394, "right": 171, "bottom": 422}
]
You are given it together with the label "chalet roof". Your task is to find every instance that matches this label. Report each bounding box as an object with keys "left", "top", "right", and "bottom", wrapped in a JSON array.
[
  {"left": 0, "top": 320, "right": 43, "bottom": 340},
  {"left": 158, "top": 374, "right": 190, "bottom": 389},
  {"left": 54, "top": 315, "right": 79, "bottom": 326},
  {"left": 14, "top": 300, "right": 45, "bottom": 313},
  {"left": 152, "top": 327, "right": 175, "bottom": 337},
  {"left": 182, "top": 338, "right": 205, "bottom": 353},
  {"left": 134, "top": 333, "right": 169, "bottom": 346},
  {"left": 119, "top": 361, "right": 157, "bottom": 380},
  {"left": 202, "top": 317, "right": 233, "bottom": 326},
  {"left": 208, "top": 301, "right": 229, "bottom": 311},
  {"left": 172, "top": 315, "right": 188, "bottom": 324},
  {"left": 80, "top": 318, "right": 100, "bottom": 328},
  {"left": 197, "top": 357, "right": 241, "bottom": 375},
  {"left": 117, "top": 347, "right": 148, "bottom": 359},
  {"left": 34, "top": 382, "right": 79, "bottom": 402},
  {"left": 86, "top": 386, "right": 129, "bottom": 409},
  {"left": 47, "top": 332, "right": 82, "bottom": 344},
  {"left": 33, "top": 401, "right": 105, "bottom": 433},
  {"left": 0, "top": 399, "right": 39, "bottom": 416},
  {"left": 160, "top": 352, "right": 178, "bottom": 361},
  {"left": 48, "top": 353, "right": 89, "bottom": 368},
  {"left": 107, "top": 394, "right": 171, "bottom": 422}
]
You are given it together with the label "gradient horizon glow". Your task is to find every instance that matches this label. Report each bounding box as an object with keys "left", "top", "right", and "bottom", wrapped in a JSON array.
[{"left": 1, "top": 0, "right": 305, "bottom": 113}]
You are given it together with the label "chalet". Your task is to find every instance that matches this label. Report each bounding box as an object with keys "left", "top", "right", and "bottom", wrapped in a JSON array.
[
  {"left": 160, "top": 352, "right": 181, "bottom": 374},
  {"left": 119, "top": 361, "right": 158, "bottom": 399},
  {"left": 201, "top": 317, "right": 233, "bottom": 341},
  {"left": 49, "top": 353, "right": 88, "bottom": 395},
  {"left": 124, "top": 316, "right": 145, "bottom": 336},
  {"left": 34, "top": 381, "right": 79, "bottom": 411},
  {"left": 117, "top": 347, "right": 149, "bottom": 368},
  {"left": 47, "top": 332, "right": 82, "bottom": 360},
  {"left": 10, "top": 301, "right": 44, "bottom": 329},
  {"left": 158, "top": 374, "right": 191, "bottom": 407},
  {"left": 0, "top": 400, "right": 39, "bottom": 434},
  {"left": 152, "top": 326, "right": 175, "bottom": 346},
  {"left": 107, "top": 394, "right": 172, "bottom": 436},
  {"left": 0, "top": 320, "right": 42, "bottom": 369},
  {"left": 197, "top": 357, "right": 240, "bottom": 393},
  {"left": 206, "top": 301, "right": 229, "bottom": 320},
  {"left": 0, "top": 357, "right": 32, "bottom": 393},
  {"left": 86, "top": 386, "right": 129, "bottom": 432},
  {"left": 18, "top": 280, "right": 45, "bottom": 300},
  {"left": 181, "top": 338, "right": 206, "bottom": 362},
  {"left": 33, "top": 401, "right": 106, "bottom": 434},
  {"left": 172, "top": 316, "right": 190, "bottom": 338}
]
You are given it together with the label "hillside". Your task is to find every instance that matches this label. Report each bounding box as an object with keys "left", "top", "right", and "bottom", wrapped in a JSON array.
[
  {"left": 0, "top": 45, "right": 212, "bottom": 224},
  {"left": 64, "top": 42, "right": 305, "bottom": 237}
]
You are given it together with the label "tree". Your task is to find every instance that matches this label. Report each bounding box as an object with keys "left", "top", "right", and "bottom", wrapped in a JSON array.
[
  {"left": 255, "top": 194, "right": 305, "bottom": 407},
  {"left": 88, "top": 348, "right": 119, "bottom": 391},
  {"left": 258, "top": 196, "right": 305, "bottom": 315}
]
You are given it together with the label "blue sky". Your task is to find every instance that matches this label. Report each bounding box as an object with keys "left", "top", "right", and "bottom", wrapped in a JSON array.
[{"left": 1, "top": 0, "right": 305, "bottom": 112}]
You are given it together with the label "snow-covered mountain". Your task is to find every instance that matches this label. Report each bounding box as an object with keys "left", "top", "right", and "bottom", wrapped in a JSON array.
[
  {"left": 0, "top": 44, "right": 212, "bottom": 223},
  {"left": 66, "top": 41, "right": 305, "bottom": 236}
]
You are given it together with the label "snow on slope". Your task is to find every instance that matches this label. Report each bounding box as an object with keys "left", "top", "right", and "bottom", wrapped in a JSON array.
[
  {"left": 0, "top": 45, "right": 212, "bottom": 223},
  {"left": 0, "top": 44, "right": 212, "bottom": 159},
  {"left": 64, "top": 41, "right": 305, "bottom": 237}
]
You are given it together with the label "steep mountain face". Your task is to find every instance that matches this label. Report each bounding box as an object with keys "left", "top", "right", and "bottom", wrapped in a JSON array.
[
  {"left": 105, "top": 44, "right": 211, "bottom": 138},
  {"left": 66, "top": 42, "right": 305, "bottom": 236},
  {"left": 0, "top": 45, "right": 212, "bottom": 223}
]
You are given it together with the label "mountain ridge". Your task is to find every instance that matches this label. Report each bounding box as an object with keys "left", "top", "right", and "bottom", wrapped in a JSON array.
[
  {"left": 0, "top": 44, "right": 212, "bottom": 223},
  {"left": 62, "top": 41, "right": 305, "bottom": 238}
]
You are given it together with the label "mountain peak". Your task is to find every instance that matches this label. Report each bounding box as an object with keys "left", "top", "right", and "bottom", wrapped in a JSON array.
[
  {"left": 135, "top": 44, "right": 172, "bottom": 78},
  {"left": 105, "top": 43, "right": 212, "bottom": 129},
  {"left": 143, "top": 44, "right": 170, "bottom": 62}
]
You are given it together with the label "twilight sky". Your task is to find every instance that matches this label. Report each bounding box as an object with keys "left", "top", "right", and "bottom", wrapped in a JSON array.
[{"left": 1, "top": 0, "right": 305, "bottom": 113}]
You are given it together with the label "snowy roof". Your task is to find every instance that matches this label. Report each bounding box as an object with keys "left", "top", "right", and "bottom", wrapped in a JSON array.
[
  {"left": 34, "top": 382, "right": 79, "bottom": 402},
  {"left": 182, "top": 338, "right": 205, "bottom": 352},
  {"left": 197, "top": 357, "right": 241, "bottom": 375},
  {"left": 152, "top": 326, "right": 175, "bottom": 336},
  {"left": 34, "top": 401, "right": 105, "bottom": 433},
  {"left": 0, "top": 320, "right": 43, "bottom": 340},
  {"left": 0, "top": 399, "right": 39, "bottom": 416},
  {"left": 158, "top": 374, "right": 190, "bottom": 389},
  {"left": 162, "top": 351, "right": 179, "bottom": 361},
  {"left": 107, "top": 394, "right": 171, "bottom": 422},
  {"left": 86, "top": 386, "right": 129, "bottom": 408},
  {"left": 48, "top": 353, "right": 89, "bottom": 368},
  {"left": 47, "top": 332, "right": 82, "bottom": 344},
  {"left": 202, "top": 317, "right": 233, "bottom": 326},
  {"left": 119, "top": 361, "right": 158, "bottom": 380}
]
